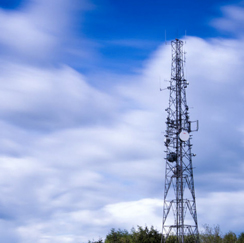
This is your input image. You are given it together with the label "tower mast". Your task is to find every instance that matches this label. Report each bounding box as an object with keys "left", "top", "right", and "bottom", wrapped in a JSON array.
[{"left": 162, "top": 39, "right": 199, "bottom": 243}]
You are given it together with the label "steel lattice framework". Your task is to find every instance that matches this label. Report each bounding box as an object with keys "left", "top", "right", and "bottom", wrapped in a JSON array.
[{"left": 161, "top": 39, "right": 199, "bottom": 243}]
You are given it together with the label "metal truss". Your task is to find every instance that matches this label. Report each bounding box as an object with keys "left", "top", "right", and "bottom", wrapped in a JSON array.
[{"left": 162, "top": 39, "right": 199, "bottom": 243}]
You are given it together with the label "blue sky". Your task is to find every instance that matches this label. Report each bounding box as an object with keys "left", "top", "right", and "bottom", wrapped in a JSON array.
[
  {"left": 0, "top": 0, "right": 244, "bottom": 242},
  {"left": 78, "top": 0, "right": 240, "bottom": 73}
]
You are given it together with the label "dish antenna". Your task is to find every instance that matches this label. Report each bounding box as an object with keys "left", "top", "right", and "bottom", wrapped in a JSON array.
[{"left": 179, "top": 130, "right": 189, "bottom": 142}]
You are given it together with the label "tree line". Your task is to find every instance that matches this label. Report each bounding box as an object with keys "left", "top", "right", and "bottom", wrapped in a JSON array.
[{"left": 88, "top": 225, "right": 244, "bottom": 243}]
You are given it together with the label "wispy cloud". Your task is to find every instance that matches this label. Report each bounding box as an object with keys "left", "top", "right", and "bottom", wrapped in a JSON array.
[{"left": 211, "top": 3, "right": 244, "bottom": 36}]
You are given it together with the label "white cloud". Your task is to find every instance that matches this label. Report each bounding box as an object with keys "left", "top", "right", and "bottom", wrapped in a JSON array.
[
  {"left": 0, "top": 63, "right": 117, "bottom": 130},
  {"left": 211, "top": 5, "right": 244, "bottom": 36},
  {"left": 0, "top": 9, "right": 56, "bottom": 59},
  {"left": 15, "top": 198, "right": 163, "bottom": 243},
  {"left": 0, "top": 0, "right": 93, "bottom": 63},
  {"left": 103, "top": 198, "right": 162, "bottom": 228},
  {"left": 198, "top": 191, "right": 244, "bottom": 234}
]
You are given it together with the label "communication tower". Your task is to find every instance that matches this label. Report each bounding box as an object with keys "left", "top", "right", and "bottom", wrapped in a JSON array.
[{"left": 162, "top": 39, "right": 199, "bottom": 243}]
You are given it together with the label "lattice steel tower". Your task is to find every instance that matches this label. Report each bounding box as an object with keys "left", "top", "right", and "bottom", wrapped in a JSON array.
[{"left": 162, "top": 39, "right": 199, "bottom": 243}]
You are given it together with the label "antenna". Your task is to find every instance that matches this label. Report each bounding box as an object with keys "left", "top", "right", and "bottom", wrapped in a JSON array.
[
  {"left": 160, "top": 77, "right": 170, "bottom": 91},
  {"left": 161, "top": 39, "right": 200, "bottom": 243}
]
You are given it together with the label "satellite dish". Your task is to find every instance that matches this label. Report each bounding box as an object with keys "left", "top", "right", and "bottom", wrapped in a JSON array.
[
  {"left": 167, "top": 152, "right": 177, "bottom": 162},
  {"left": 179, "top": 130, "right": 189, "bottom": 142}
]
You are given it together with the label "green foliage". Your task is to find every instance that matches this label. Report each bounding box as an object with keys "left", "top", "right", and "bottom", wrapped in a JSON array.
[
  {"left": 105, "top": 228, "right": 131, "bottom": 243},
  {"left": 88, "top": 239, "right": 103, "bottom": 243},
  {"left": 88, "top": 225, "right": 244, "bottom": 243},
  {"left": 130, "top": 226, "right": 161, "bottom": 243},
  {"left": 238, "top": 233, "right": 244, "bottom": 243},
  {"left": 163, "top": 234, "right": 197, "bottom": 243},
  {"left": 165, "top": 235, "right": 177, "bottom": 243},
  {"left": 104, "top": 226, "right": 161, "bottom": 243},
  {"left": 223, "top": 231, "right": 237, "bottom": 243},
  {"left": 200, "top": 224, "right": 222, "bottom": 243},
  {"left": 185, "top": 234, "right": 198, "bottom": 243}
]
